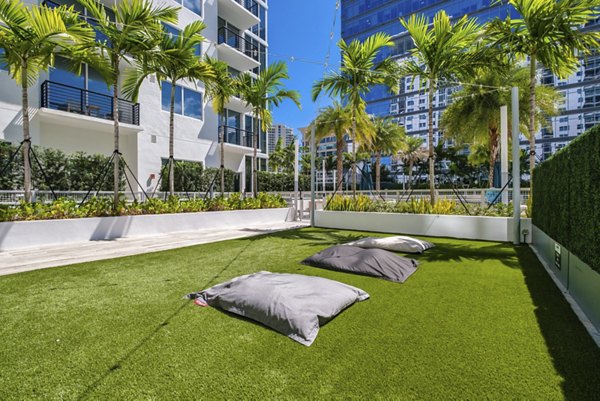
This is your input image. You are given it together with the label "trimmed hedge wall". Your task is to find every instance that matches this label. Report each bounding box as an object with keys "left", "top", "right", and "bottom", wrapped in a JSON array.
[{"left": 533, "top": 125, "right": 600, "bottom": 272}]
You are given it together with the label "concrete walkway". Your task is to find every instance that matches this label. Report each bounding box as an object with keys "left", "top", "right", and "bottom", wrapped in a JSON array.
[{"left": 0, "top": 221, "right": 308, "bottom": 276}]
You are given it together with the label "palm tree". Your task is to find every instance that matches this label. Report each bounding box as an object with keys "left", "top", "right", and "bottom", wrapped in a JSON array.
[
  {"left": 400, "top": 11, "right": 485, "bottom": 203},
  {"left": 368, "top": 117, "right": 406, "bottom": 192},
  {"left": 397, "top": 136, "right": 427, "bottom": 189},
  {"left": 79, "top": 0, "right": 178, "bottom": 208},
  {"left": 269, "top": 136, "right": 285, "bottom": 172},
  {"left": 441, "top": 65, "right": 559, "bottom": 187},
  {"left": 487, "top": 0, "right": 600, "bottom": 181},
  {"left": 309, "top": 102, "right": 353, "bottom": 191},
  {"left": 0, "top": 0, "right": 96, "bottom": 202},
  {"left": 237, "top": 61, "right": 301, "bottom": 196},
  {"left": 203, "top": 56, "right": 238, "bottom": 195},
  {"left": 312, "top": 33, "right": 400, "bottom": 195},
  {"left": 123, "top": 21, "right": 214, "bottom": 196}
]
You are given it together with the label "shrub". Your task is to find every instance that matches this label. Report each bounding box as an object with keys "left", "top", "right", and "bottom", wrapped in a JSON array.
[
  {"left": 257, "top": 171, "right": 310, "bottom": 192},
  {"left": 533, "top": 124, "right": 600, "bottom": 272}
]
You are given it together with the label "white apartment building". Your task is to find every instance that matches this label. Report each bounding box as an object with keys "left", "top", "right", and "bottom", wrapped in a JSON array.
[
  {"left": 266, "top": 123, "right": 294, "bottom": 154},
  {"left": 0, "top": 0, "right": 268, "bottom": 193}
]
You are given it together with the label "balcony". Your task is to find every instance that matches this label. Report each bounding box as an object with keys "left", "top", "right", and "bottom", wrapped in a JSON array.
[
  {"left": 41, "top": 80, "right": 140, "bottom": 125},
  {"left": 42, "top": 0, "right": 109, "bottom": 43},
  {"left": 219, "top": 125, "right": 266, "bottom": 154},
  {"left": 217, "top": 0, "right": 260, "bottom": 31},
  {"left": 217, "top": 26, "right": 260, "bottom": 72}
]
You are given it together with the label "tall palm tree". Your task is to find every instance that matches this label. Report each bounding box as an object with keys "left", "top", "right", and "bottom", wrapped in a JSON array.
[
  {"left": 396, "top": 136, "right": 427, "bottom": 189},
  {"left": 309, "top": 102, "right": 353, "bottom": 191},
  {"left": 368, "top": 117, "right": 406, "bottom": 192},
  {"left": 441, "top": 65, "right": 559, "bottom": 187},
  {"left": 487, "top": 0, "right": 600, "bottom": 181},
  {"left": 0, "top": 0, "right": 97, "bottom": 202},
  {"left": 203, "top": 56, "right": 238, "bottom": 195},
  {"left": 237, "top": 61, "right": 301, "bottom": 196},
  {"left": 79, "top": 0, "right": 178, "bottom": 208},
  {"left": 312, "top": 33, "right": 400, "bottom": 195},
  {"left": 400, "top": 11, "right": 485, "bottom": 203},
  {"left": 123, "top": 21, "right": 214, "bottom": 196}
]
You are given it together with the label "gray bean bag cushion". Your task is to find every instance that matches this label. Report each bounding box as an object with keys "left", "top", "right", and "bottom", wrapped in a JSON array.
[
  {"left": 187, "top": 271, "right": 369, "bottom": 346},
  {"left": 346, "top": 235, "right": 435, "bottom": 254},
  {"left": 302, "top": 245, "right": 419, "bottom": 283}
]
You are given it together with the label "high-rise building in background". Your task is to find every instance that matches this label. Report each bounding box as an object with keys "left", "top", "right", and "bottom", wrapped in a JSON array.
[
  {"left": 341, "top": 0, "right": 600, "bottom": 162},
  {"left": 0, "top": 0, "right": 269, "bottom": 193},
  {"left": 267, "top": 123, "right": 295, "bottom": 154}
]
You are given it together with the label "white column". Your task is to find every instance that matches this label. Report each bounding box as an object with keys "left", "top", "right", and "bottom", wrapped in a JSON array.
[
  {"left": 293, "top": 140, "right": 299, "bottom": 220},
  {"left": 511, "top": 87, "right": 521, "bottom": 245},
  {"left": 500, "top": 105, "right": 509, "bottom": 204},
  {"left": 322, "top": 159, "right": 326, "bottom": 193},
  {"left": 310, "top": 126, "right": 316, "bottom": 227}
]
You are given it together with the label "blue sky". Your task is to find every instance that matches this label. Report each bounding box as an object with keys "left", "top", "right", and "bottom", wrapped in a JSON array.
[{"left": 268, "top": 0, "right": 341, "bottom": 134}]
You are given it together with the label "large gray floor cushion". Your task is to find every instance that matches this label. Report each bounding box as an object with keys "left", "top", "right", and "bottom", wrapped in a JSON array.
[
  {"left": 346, "top": 235, "right": 435, "bottom": 254},
  {"left": 302, "top": 245, "right": 419, "bottom": 283},
  {"left": 188, "top": 271, "right": 369, "bottom": 346}
]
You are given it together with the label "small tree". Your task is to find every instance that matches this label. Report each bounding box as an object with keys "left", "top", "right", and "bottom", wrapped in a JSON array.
[
  {"left": 487, "top": 0, "right": 600, "bottom": 180},
  {"left": 0, "top": 0, "right": 97, "bottom": 202},
  {"left": 123, "top": 21, "right": 214, "bottom": 196},
  {"left": 400, "top": 11, "right": 485, "bottom": 203},
  {"left": 312, "top": 33, "right": 400, "bottom": 195},
  {"left": 441, "top": 65, "right": 559, "bottom": 187},
  {"left": 309, "top": 102, "right": 353, "bottom": 191},
  {"left": 368, "top": 117, "right": 406, "bottom": 192},
  {"left": 237, "top": 61, "right": 301, "bottom": 196},
  {"left": 203, "top": 57, "right": 238, "bottom": 195},
  {"left": 397, "top": 136, "right": 427, "bottom": 189},
  {"left": 79, "top": 0, "right": 178, "bottom": 208}
]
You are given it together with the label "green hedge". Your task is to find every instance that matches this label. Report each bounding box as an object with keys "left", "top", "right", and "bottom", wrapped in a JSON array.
[
  {"left": 532, "top": 125, "right": 600, "bottom": 272},
  {"left": 257, "top": 171, "right": 310, "bottom": 192}
]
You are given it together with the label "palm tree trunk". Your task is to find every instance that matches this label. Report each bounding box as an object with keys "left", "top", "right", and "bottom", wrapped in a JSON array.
[
  {"left": 168, "top": 82, "right": 176, "bottom": 196},
  {"left": 112, "top": 58, "right": 120, "bottom": 210},
  {"left": 21, "top": 64, "right": 32, "bottom": 203},
  {"left": 529, "top": 55, "right": 537, "bottom": 184},
  {"left": 488, "top": 128, "right": 500, "bottom": 188},
  {"left": 336, "top": 136, "right": 344, "bottom": 192},
  {"left": 427, "top": 82, "right": 435, "bottom": 204},
  {"left": 253, "top": 116, "right": 258, "bottom": 196},
  {"left": 351, "top": 112, "right": 357, "bottom": 197},
  {"left": 375, "top": 151, "right": 381, "bottom": 192},
  {"left": 220, "top": 125, "right": 225, "bottom": 195},
  {"left": 408, "top": 159, "right": 414, "bottom": 190}
]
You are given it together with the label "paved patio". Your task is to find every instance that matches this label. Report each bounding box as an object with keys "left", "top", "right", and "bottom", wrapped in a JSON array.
[{"left": 0, "top": 221, "right": 308, "bottom": 276}]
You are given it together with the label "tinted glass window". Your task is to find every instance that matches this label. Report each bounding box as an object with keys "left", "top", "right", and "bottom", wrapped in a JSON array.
[
  {"left": 183, "top": 88, "right": 202, "bottom": 119},
  {"left": 161, "top": 81, "right": 182, "bottom": 114}
]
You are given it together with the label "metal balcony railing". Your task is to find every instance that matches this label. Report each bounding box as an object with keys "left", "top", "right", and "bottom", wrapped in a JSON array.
[
  {"left": 41, "top": 81, "right": 140, "bottom": 125},
  {"left": 217, "top": 26, "right": 259, "bottom": 61},
  {"left": 220, "top": 125, "right": 254, "bottom": 148}
]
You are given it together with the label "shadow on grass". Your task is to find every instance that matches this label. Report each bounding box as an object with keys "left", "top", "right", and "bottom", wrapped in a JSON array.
[
  {"left": 76, "top": 239, "right": 256, "bottom": 400},
  {"left": 516, "top": 245, "right": 600, "bottom": 400}
]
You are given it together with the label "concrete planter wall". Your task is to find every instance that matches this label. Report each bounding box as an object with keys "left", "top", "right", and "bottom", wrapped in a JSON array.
[
  {"left": 0, "top": 208, "right": 291, "bottom": 251},
  {"left": 532, "top": 225, "right": 600, "bottom": 331},
  {"left": 315, "top": 210, "right": 531, "bottom": 243}
]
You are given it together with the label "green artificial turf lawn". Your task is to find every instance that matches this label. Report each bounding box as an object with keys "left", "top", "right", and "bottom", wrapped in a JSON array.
[{"left": 1, "top": 228, "right": 599, "bottom": 400}]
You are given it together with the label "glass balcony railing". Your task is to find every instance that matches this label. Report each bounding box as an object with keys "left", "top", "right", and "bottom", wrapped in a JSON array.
[
  {"left": 217, "top": 26, "right": 259, "bottom": 61},
  {"left": 41, "top": 80, "right": 140, "bottom": 125}
]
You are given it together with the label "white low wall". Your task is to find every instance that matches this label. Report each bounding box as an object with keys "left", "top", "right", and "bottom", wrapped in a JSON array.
[
  {"left": 315, "top": 211, "right": 532, "bottom": 243},
  {"left": 0, "top": 208, "right": 291, "bottom": 251}
]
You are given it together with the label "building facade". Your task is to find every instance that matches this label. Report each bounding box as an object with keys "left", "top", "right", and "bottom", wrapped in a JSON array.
[
  {"left": 0, "top": 0, "right": 269, "bottom": 193},
  {"left": 267, "top": 123, "right": 295, "bottom": 154},
  {"left": 341, "top": 0, "right": 600, "bottom": 162}
]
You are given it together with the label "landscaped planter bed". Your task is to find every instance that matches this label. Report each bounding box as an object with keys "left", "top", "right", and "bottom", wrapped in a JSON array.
[
  {"left": 315, "top": 210, "right": 531, "bottom": 243},
  {"left": 0, "top": 208, "right": 291, "bottom": 251}
]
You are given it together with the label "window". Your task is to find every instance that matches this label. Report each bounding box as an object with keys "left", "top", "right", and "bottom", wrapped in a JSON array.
[
  {"left": 0, "top": 48, "right": 6, "bottom": 70},
  {"left": 181, "top": 0, "right": 201, "bottom": 16},
  {"left": 163, "top": 23, "right": 201, "bottom": 56},
  {"left": 161, "top": 81, "right": 203, "bottom": 120}
]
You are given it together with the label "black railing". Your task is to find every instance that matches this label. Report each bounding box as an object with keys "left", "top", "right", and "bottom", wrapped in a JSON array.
[
  {"left": 220, "top": 125, "right": 253, "bottom": 148},
  {"left": 41, "top": 81, "right": 140, "bottom": 125},
  {"left": 217, "top": 26, "right": 259, "bottom": 61},
  {"left": 241, "top": 0, "right": 259, "bottom": 15}
]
